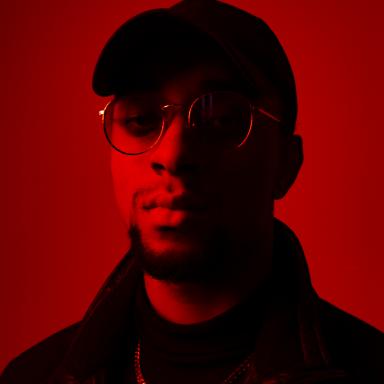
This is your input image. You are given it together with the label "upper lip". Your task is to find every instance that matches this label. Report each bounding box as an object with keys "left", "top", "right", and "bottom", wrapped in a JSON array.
[{"left": 142, "top": 193, "right": 207, "bottom": 211}]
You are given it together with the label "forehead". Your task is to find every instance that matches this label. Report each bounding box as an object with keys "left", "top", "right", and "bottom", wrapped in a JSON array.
[
  {"left": 162, "top": 61, "right": 251, "bottom": 102},
  {"left": 117, "top": 57, "right": 256, "bottom": 104}
]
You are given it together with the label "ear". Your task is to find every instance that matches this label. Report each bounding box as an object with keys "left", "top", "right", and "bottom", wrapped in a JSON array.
[{"left": 274, "top": 134, "right": 303, "bottom": 200}]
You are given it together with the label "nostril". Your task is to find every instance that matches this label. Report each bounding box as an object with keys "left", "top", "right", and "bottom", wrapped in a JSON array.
[
  {"left": 152, "top": 162, "right": 165, "bottom": 174},
  {"left": 152, "top": 155, "right": 202, "bottom": 177},
  {"left": 152, "top": 160, "right": 199, "bottom": 177}
]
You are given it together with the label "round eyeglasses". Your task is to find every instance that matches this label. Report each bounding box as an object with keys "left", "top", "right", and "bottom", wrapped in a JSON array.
[{"left": 99, "top": 91, "right": 281, "bottom": 156}]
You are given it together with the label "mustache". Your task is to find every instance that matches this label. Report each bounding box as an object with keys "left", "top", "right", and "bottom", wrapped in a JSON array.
[{"left": 134, "top": 188, "right": 208, "bottom": 211}]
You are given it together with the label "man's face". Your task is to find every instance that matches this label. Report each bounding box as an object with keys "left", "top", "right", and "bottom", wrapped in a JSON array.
[{"left": 110, "top": 58, "right": 284, "bottom": 283}]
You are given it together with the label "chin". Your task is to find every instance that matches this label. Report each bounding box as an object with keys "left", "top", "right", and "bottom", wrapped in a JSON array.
[
  {"left": 146, "top": 229, "right": 205, "bottom": 254},
  {"left": 129, "top": 225, "right": 234, "bottom": 283}
]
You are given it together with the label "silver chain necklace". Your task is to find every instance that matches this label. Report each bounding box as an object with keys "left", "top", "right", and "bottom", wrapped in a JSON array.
[{"left": 134, "top": 341, "right": 255, "bottom": 384}]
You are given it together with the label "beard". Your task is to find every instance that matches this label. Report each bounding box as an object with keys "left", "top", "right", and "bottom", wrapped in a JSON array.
[{"left": 128, "top": 224, "right": 237, "bottom": 284}]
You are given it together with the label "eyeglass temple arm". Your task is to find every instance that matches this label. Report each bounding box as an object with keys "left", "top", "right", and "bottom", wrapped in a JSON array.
[{"left": 254, "top": 106, "right": 281, "bottom": 123}]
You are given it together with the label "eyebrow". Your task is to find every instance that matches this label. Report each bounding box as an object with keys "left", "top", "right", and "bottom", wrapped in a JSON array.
[{"left": 115, "top": 76, "right": 260, "bottom": 105}]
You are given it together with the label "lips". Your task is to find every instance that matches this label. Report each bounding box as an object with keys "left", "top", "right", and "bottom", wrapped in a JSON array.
[
  {"left": 141, "top": 193, "right": 208, "bottom": 229},
  {"left": 142, "top": 193, "right": 207, "bottom": 212}
]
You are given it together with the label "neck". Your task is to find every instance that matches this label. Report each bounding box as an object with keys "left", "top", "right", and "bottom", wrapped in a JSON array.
[{"left": 144, "top": 244, "right": 273, "bottom": 325}]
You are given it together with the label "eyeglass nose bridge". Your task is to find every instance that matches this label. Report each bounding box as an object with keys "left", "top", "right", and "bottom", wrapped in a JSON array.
[
  {"left": 159, "top": 96, "right": 230, "bottom": 151},
  {"left": 160, "top": 91, "right": 223, "bottom": 132},
  {"left": 160, "top": 102, "right": 195, "bottom": 133}
]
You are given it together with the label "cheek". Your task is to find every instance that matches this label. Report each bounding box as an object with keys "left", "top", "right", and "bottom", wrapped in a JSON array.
[
  {"left": 220, "top": 161, "right": 275, "bottom": 216},
  {"left": 110, "top": 152, "right": 148, "bottom": 226},
  {"left": 215, "top": 138, "right": 278, "bottom": 230}
]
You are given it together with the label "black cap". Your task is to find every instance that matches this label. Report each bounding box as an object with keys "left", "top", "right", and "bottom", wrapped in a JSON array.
[{"left": 92, "top": 0, "right": 297, "bottom": 131}]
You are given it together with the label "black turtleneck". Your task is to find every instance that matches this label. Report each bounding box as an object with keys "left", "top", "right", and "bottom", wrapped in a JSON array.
[
  {"left": 121, "top": 277, "right": 277, "bottom": 384},
  {"left": 106, "top": 221, "right": 307, "bottom": 383}
]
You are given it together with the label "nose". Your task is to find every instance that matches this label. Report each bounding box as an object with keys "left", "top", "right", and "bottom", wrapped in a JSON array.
[{"left": 150, "top": 114, "right": 201, "bottom": 177}]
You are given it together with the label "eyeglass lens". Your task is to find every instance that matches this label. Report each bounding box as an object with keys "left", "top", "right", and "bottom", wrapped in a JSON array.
[{"left": 104, "top": 91, "right": 253, "bottom": 155}]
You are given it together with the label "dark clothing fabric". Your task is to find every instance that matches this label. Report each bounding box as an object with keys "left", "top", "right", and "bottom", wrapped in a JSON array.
[
  {"left": 1, "top": 219, "right": 383, "bottom": 384},
  {"left": 121, "top": 276, "right": 292, "bottom": 384}
]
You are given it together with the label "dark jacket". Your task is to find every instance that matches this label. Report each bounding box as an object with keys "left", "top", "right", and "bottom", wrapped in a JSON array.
[{"left": 1, "top": 220, "right": 383, "bottom": 384}]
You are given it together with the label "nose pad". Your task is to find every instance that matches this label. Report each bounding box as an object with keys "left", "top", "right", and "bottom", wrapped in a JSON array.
[{"left": 150, "top": 114, "right": 200, "bottom": 176}]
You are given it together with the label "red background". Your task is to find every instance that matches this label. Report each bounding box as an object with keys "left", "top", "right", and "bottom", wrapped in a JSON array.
[{"left": 1, "top": 0, "right": 383, "bottom": 371}]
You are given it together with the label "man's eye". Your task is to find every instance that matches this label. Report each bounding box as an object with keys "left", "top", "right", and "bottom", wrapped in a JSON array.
[{"left": 115, "top": 114, "right": 161, "bottom": 137}]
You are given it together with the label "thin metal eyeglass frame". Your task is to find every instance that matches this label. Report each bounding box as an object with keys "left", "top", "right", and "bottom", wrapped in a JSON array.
[{"left": 98, "top": 92, "right": 281, "bottom": 156}]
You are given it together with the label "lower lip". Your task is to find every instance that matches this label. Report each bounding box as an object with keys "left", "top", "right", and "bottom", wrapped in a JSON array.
[{"left": 143, "top": 207, "right": 206, "bottom": 227}]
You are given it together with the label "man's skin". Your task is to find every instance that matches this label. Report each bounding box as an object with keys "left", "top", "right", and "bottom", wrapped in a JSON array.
[{"left": 111, "top": 57, "right": 303, "bottom": 325}]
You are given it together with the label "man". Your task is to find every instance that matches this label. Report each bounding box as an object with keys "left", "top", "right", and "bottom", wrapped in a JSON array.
[{"left": 1, "top": 0, "right": 383, "bottom": 383}]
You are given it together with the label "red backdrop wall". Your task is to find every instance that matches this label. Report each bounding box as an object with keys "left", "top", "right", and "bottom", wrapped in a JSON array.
[{"left": 1, "top": 0, "right": 383, "bottom": 371}]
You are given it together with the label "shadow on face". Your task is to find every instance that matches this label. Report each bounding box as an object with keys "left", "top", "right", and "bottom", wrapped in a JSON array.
[{"left": 109, "top": 49, "right": 301, "bottom": 283}]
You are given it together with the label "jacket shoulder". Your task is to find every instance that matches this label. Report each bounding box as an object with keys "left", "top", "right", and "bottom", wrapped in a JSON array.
[
  {"left": 1, "top": 323, "right": 80, "bottom": 384},
  {"left": 318, "top": 299, "right": 384, "bottom": 382}
]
